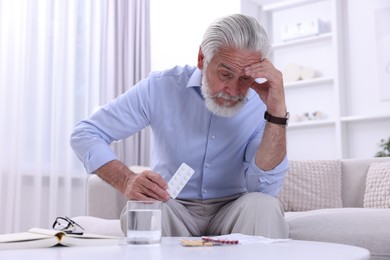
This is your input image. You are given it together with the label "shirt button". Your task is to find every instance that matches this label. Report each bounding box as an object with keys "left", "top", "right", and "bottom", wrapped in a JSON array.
[
  {"left": 203, "top": 189, "right": 207, "bottom": 193},
  {"left": 211, "top": 134, "right": 216, "bottom": 139},
  {"left": 204, "top": 163, "right": 209, "bottom": 168}
]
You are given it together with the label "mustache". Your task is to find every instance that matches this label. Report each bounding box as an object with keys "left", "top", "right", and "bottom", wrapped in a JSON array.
[{"left": 210, "top": 91, "right": 248, "bottom": 103}]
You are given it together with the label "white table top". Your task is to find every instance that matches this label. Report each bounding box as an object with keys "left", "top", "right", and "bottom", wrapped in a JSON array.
[{"left": 0, "top": 237, "right": 370, "bottom": 260}]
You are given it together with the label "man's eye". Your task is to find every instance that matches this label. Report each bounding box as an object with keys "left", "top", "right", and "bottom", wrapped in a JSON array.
[
  {"left": 241, "top": 77, "right": 252, "bottom": 81},
  {"left": 220, "top": 73, "right": 233, "bottom": 79}
]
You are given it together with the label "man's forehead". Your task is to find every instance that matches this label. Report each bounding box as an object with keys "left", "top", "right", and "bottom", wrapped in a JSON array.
[
  {"left": 210, "top": 48, "right": 262, "bottom": 73},
  {"left": 218, "top": 61, "right": 255, "bottom": 74}
]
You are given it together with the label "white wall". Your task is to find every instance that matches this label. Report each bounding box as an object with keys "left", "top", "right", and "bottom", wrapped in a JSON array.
[
  {"left": 343, "top": 0, "right": 390, "bottom": 158},
  {"left": 344, "top": 0, "right": 390, "bottom": 115},
  {"left": 150, "top": 0, "right": 241, "bottom": 71}
]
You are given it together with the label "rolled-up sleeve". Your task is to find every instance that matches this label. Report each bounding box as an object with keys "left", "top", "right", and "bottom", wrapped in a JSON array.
[
  {"left": 245, "top": 155, "right": 289, "bottom": 197},
  {"left": 70, "top": 122, "right": 119, "bottom": 174}
]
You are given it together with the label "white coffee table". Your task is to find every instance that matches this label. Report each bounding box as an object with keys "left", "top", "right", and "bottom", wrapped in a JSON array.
[{"left": 0, "top": 237, "right": 370, "bottom": 260}]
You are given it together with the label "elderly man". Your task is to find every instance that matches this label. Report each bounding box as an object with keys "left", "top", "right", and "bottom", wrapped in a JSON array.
[{"left": 71, "top": 14, "right": 289, "bottom": 238}]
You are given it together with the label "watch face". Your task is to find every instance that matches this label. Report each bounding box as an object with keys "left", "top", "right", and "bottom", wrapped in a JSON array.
[{"left": 285, "top": 112, "right": 290, "bottom": 126}]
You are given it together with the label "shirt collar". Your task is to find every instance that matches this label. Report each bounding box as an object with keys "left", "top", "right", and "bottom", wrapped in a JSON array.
[{"left": 186, "top": 68, "right": 202, "bottom": 89}]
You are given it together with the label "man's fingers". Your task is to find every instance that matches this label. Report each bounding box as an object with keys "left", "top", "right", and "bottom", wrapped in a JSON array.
[
  {"left": 129, "top": 192, "right": 153, "bottom": 201},
  {"left": 245, "top": 60, "right": 269, "bottom": 81},
  {"left": 145, "top": 171, "right": 168, "bottom": 189},
  {"left": 131, "top": 171, "right": 170, "bottom": 201}
]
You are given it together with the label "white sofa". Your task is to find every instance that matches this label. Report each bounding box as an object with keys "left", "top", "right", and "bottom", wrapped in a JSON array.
[
  {"left": 280, "top": 157, "right": 390, "bottom": 260},
  {"left": 74, "top": 158, "right": 390, "bottom": 260}
]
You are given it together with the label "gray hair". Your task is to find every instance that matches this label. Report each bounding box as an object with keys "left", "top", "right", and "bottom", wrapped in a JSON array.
[{"left": 200, "top": 14, "right": 271, "bottom": 64}]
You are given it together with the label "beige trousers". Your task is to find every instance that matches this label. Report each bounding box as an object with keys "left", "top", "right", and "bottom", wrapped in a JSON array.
[{"left": 120, "top": 192, "right": 289, "bottom": 239}]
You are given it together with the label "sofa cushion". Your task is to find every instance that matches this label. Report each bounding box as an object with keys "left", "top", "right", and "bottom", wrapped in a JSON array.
[
  {"left": 277, "top": 160, "right": 342, "bottom": 211},
  {"left": 286, "top": 208, "right": 390, "bottom": 260},
  {"left": 364, "top": 161, "right": 390, "bottom": 208}
]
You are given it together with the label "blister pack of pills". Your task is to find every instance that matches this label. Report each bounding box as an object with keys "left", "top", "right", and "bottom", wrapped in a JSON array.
[{"left": 167, "top": 163, "right": 195, "bottom": 199}]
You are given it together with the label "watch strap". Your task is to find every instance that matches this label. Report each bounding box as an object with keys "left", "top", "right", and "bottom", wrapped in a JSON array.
[{"left": 264, "top": 111, "right": 289, "bottom": 126}]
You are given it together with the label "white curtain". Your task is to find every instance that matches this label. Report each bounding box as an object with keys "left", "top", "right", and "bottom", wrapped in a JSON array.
[
  {"left": 104, "top": 0, "right": 151, "bottom": 167},
  {"left": 0, "top": 0, "right": 151, "bottom": 234}
]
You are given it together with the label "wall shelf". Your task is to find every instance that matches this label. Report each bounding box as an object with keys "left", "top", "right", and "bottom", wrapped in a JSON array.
[
  {"left": 272, "top": 33, "right": 332, "bottom": 50},
  {"left": 285, "top": 77, "right": 333, "bottom": 89},
  {"left": 288, "top": 119, "right": 335, "bottom": 129},
  {"left": 341, "top": 114, "right": 390, "bottom": 123},
  {"left": 262, "top": 0, "right": 326, "bottom": 12},
  {"left": 243, "top": 0, "right": 344, "bottom": 160}
]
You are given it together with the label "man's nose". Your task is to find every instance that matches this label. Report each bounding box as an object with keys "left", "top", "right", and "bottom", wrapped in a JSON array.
[{"left": 226, "top": 79, "right": 244, "bottom": 96}]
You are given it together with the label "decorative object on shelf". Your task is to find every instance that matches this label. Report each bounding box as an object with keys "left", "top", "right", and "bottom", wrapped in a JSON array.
[
  {"left": 283, "top": 63, "right": 301, "bottom": 82},
  {"left": 375, "top": 137, "right": 390, "bottom": 157},
  {"left": 280, "top": 18, "right": 325, "bottom": 42},
  {"left": 300, "top": 66, "right": 316, "bottom": 80},
  {"left": 290, "top": 111, "right": 327, "bottom": 123},
  {"left": 282, "top": 63, "right": 318, "bottom": 82}
]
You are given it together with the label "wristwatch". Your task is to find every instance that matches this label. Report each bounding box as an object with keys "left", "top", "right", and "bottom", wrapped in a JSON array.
[{"left": 264, "top": 111, "right": 290, "bottom": 126}]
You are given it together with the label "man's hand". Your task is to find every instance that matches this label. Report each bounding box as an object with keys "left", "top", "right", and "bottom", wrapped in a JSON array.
[
  {"left": 95, "top": 160, "right": 170, "bottom": 202},
  {"left": 244, "top": 58, "right": 287, "bottom": 117},
  {"left": 124, "top": 170, "right": 170, "bottom": 201}
]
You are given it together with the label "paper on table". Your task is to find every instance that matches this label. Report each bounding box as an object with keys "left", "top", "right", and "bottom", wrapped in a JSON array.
[{"left": 203, "top": 233, "right": 290, "bottom": 245}]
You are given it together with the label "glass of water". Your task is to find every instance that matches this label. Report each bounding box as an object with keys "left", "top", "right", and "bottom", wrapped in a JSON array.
[{"left": 126, "top": 200, "right": 162, "bottom": 245}]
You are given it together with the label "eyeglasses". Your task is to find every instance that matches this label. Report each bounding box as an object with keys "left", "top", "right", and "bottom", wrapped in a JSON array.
[{"left": 52, "top": 216, "right": 84, "bottom": 235}]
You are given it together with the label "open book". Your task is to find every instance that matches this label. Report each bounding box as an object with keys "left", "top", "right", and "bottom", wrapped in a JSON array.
[{"left": 0, "top": 228, "right": 123, "bottom": 250}]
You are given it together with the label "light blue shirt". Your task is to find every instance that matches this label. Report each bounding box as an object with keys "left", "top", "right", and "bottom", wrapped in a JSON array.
[{"left": 71, "top": 65, "right": 288, "bottom": 199}]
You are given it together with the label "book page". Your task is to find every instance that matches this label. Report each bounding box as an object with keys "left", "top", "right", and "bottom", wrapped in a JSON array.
[
  {"left": 29, "top": 228, "right": 122, "bottom": 247},
  {"left": 0, "top": 231, "right": 52, "bottom": 243},
  {"left": 60, "top": 235, "right": 121, "bottom": 247},
  {"left": 61, "top": 231, "right": 122, "bottom": 246},
  {"left": 29, "top": 228, "right": 121, "bottom": 240},
  {"left": 67, "top": 232, "right": 123, "bottom": 239},
  {"left": 0, "top": 228, "right": 122, "bottom": 249},
  {"left": 29, "top": 228, "right": 63, "bottom": 239},
  {"left": 0, "top": 232, "right": 59, "bottom": 250}
]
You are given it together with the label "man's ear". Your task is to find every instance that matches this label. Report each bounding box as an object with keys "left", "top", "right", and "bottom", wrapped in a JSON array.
[{"left": 197, "top": 47, "right": 205, "bottom": 70}]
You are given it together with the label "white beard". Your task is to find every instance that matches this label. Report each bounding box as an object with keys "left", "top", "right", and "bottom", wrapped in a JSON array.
[{"left": 200, "top": 74, "right": 248, "bottom": 118}]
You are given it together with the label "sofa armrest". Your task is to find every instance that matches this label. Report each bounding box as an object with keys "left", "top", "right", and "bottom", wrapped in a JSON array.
[
  {"left": 87, "top": 174, "right": 127, "bottom": 219},
  {"left": 87, "top": 165, "right": 151, "bottom": 219},
  {"left": 341, "top": 157, "right": 390, "bottom": 207}
]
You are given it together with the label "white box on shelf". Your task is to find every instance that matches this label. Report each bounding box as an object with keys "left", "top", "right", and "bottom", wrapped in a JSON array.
[{"left": 280, "top": 19, "right": 324, "bottom": 42}]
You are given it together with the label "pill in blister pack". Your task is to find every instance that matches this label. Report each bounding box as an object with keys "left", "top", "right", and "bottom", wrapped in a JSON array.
[{"left": 167, "top": 163, "right": 195, "bottom": 199}]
